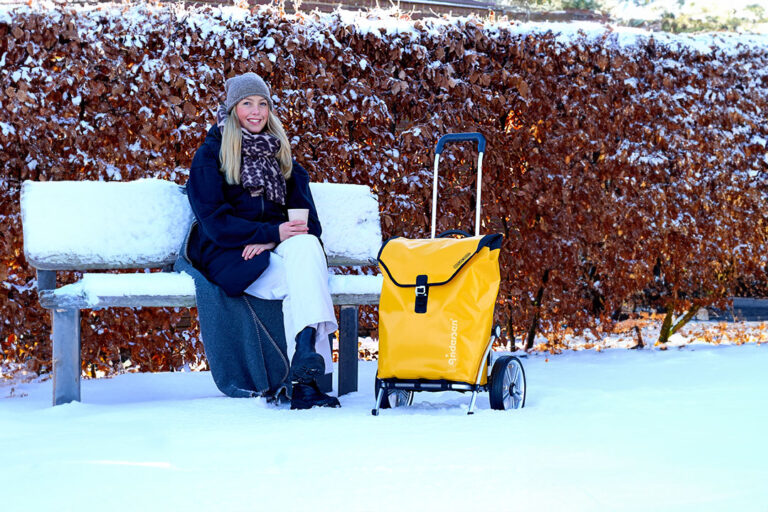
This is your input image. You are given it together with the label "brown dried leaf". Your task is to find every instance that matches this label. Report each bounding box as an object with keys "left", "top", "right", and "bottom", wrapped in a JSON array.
[{"left": 516, "top": 79, "right": 529, "bottom": 99}]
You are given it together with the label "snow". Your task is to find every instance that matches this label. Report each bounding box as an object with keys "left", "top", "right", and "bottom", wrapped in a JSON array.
[
  {"left": 327, "top": 273, "right": 383, "bottom": 295},
  {"left": 2, "top": 3, "right": 766, "bottom": 65},
  {"left": 309, "top": 182, "right": 382, "bottom": 263},
  {"left": 20, "top": 179, "right": 381, "bottom": 268},
  {"left": 21, "top": 178, "right": 382, "bottom": 299},
  {"left": 20, "top": 179, "right": 194, "bottom": 268},
  {"left": 504, "top": 21, "right": 768, "bottom": 55},
  {"left": 52, "top": 272, "right": 196, "bottom": 306},
  {"left": 2, "top": 343, "right": 766, "bottom": 511},
  {"left": 51, "top": 271, "right": 381, "bottom": 305},
  {"left": 624, "top": 77, "right": 639, "bottom": 88},
  {"left": 0, "top": 121, "right": 15, "bottom": 136},
  {"left": 607, "top": 0, "right": 766, "bottom": 26}
]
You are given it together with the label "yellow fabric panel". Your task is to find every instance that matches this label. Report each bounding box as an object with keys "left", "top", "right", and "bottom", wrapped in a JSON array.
[
  {"left": 378, "top": 236, "right": 489, "bottom": 285},
  {"left": 377, "top": 238, "right": 501, "bottom": 384}
]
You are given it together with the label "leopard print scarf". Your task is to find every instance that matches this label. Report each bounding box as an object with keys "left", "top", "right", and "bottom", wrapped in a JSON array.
[{"left": 217, "top": 105, "right": 286, "bottom": 205}]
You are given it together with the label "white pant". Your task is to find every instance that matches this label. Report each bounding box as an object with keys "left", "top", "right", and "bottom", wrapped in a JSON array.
[{"left": 243, "top": 235, "right": 337, "bottom": 373}]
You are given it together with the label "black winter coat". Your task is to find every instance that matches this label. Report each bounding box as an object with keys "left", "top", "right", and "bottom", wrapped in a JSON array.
[{"left": 186, "top": 124, "right": 322, "bottom": 296}]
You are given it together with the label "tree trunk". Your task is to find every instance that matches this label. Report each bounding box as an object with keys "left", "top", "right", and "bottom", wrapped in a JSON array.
[
  {"left": 501, "top": 215, "right": 516, "bottom": 352},
  {"left": 657, "top": 304, "right": 701, "bottom": 345},
  {"left": 657, "top": 305, "right": 674, "bottom": 344},
  {"left": 506, "top": 316, "right": 516, "bottom": 352},
  {"left": 524, "top": 269, "right": 549, "bottom": 350},
  {"left": 524, "top": 307, "right": 540, "bottom": 351},
  {"left": 669, "top": 306, "right": 700, "bottom": 337}
]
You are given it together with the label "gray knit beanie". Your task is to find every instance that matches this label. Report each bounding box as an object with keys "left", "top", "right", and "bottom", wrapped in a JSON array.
[{"left": 224, "top": 72, "right": 273, "bottom": 113}]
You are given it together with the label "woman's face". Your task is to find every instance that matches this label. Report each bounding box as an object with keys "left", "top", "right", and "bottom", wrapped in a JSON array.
[{"left": 235, "top": 95, "right": 269, "bottom": 134}]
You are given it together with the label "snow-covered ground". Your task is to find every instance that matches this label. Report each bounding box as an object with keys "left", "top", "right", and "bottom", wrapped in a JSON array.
[{"left": 2, "top": 340, "right": 766, "bottom": 511}]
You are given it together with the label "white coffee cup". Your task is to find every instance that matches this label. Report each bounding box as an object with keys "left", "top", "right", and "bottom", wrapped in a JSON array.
[{"left": 287, "top": 208, "right": 309, "bottom": 224}]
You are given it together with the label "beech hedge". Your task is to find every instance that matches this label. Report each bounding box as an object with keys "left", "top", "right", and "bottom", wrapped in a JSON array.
[{"left": 1, "top": 3, "right": 767, "bottom": 374}]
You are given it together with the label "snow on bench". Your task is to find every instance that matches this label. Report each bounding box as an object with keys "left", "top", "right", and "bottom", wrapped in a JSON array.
[
  {"left": 22, "top": 179, "right": 381, "bottom": 269},
  {"left": 20, "top": 179, "right": 383, "bottom": 405},
  {"left": 38, "top": 272, "right": 383, "bottom": 309}
]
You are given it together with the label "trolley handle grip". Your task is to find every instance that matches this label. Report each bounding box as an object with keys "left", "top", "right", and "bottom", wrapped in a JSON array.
[
  {"left": 437, "top": 230, "right": 472, "bottom": 239},
  {"left": 435, "top": 133, "right": 486, "bottom": 155}
]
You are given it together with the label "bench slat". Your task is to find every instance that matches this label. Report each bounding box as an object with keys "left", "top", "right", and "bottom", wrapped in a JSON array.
[
  {"left": 331, "top": 293, "right": 380, "bottom": 306},
  {"left": 38, "top": 272, "right": 383, "bottom": 310},
  {"left": 39, "top": 290, "right": 380, "bottom": 309},
  {"left": 39, "top": 291, "right": 197, "bottom": 309},
  {"left": 27, "top": 254, "right": 374, "bottom": 271}
]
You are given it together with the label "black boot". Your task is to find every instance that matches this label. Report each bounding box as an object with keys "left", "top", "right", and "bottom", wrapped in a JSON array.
[
  {"left": 290, "top": 326, "right": 325, "bottom": 384},
  {"left": 290, "top": 382, "right": 341, "bottom": 410}
]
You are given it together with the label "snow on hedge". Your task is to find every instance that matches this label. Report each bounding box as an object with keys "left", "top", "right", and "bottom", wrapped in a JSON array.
[{"left": 3, "top": 2, "right": 767, "bottom": 56}]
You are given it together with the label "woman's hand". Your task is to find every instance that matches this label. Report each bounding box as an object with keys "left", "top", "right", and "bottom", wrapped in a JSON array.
[
  {"left": 279, "top": 220, "right": 309, "bottom": 241},
  {"left": 242, "top": 242, "right": 276, "bottom": 260}
]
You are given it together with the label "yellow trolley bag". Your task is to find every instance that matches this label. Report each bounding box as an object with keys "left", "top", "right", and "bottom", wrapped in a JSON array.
[
  {"left": 373, "top": 133, "right": 527, "bottom": 416},
  {"left": 377, "top": 234, "right": 502, "bottom": 383}
]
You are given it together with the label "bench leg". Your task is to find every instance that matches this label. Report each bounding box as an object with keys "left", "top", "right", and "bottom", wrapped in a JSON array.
[
  {"left": 52, "top": 308, "right": 81, "bottom": 406},
  {"left": 338, "top": 305, "right": 359, "bottom": 396}
]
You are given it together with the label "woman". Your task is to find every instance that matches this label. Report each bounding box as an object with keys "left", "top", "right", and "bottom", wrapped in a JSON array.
[{"left": 186, "top": 72, "right": 340, "bottom": 409}]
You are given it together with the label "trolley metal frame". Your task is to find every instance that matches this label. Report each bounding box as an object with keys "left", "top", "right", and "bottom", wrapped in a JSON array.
[{"left": 373, "top": 334, "right": 496, "bottom": 415}]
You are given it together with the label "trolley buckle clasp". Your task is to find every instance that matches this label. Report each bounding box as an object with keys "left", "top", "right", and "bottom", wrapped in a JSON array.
[{"left": 414, "top": 275, "right": 429, "bottom": 314}]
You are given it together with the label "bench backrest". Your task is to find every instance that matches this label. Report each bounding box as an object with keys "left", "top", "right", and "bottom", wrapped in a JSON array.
[{"left": 21, "top": 179, "right": 381, "bottom": 270}]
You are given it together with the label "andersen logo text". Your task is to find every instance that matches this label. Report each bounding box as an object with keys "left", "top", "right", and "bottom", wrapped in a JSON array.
[
  {"left": 447, "top": 319, "right": 458, "bottom": 366},
  {"left": 453, "top": 252, "right": 472, "bottom": 270}
]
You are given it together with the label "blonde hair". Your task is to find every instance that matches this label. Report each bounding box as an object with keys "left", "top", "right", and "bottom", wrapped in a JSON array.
[{"left": 219, "top": 107, "right": 292, "bottom": 185}]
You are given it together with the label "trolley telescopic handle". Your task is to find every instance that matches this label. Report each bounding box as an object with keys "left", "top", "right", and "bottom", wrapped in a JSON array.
[{"left": 431, "top": 132, "right": 487, "bottom": 239}]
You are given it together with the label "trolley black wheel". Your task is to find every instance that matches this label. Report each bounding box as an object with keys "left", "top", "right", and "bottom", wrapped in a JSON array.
[
  {"left": 375, "top": 378, "right": 414, "bottom": 409},
  {"left": 489, "top": 356, "right": 526, "bottom": 410}
]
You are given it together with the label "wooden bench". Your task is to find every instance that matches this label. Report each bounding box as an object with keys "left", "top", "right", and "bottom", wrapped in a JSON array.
[{"left": 20, "top": 179, "right": 383, "bottom": 406}]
